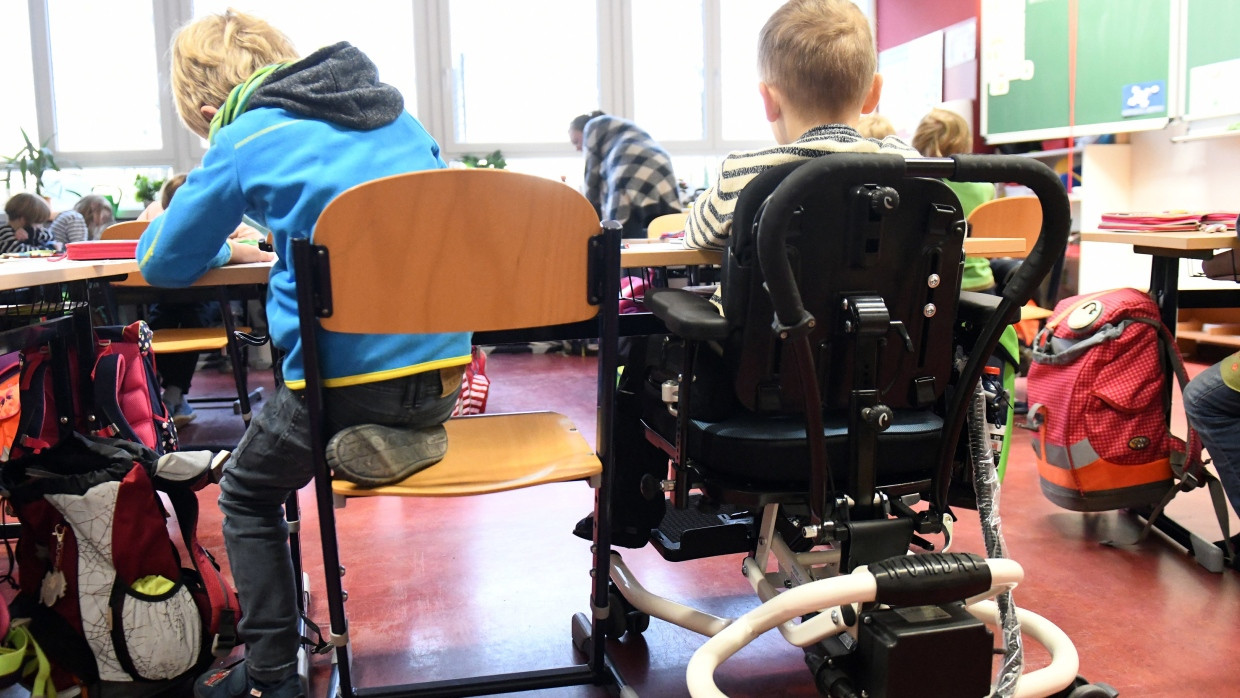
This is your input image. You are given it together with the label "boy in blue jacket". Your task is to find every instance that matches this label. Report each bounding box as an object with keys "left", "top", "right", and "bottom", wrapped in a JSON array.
[{"left": 139, "top": 10, "right": 470, "bottom": 697}]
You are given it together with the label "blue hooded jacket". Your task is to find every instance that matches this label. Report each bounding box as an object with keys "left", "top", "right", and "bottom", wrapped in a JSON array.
[{"left": 137, "top": 43, "right": 471, "bottom": 389}]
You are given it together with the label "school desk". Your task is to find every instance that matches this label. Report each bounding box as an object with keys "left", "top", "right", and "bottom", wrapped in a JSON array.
[
  {"left": 1080, "top": 229, "right": 1240, "bottom": 565},
  {"left": 616, "top": 237, "right": 1033, "bottom": 286},
  {"left": 619, "top": 237, "right": 1028, "bottom": 267},
  {"left": 1079, "top": 230, "right": 1240, "bottom": 332}
]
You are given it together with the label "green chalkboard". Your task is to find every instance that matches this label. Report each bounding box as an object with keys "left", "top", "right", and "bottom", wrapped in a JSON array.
[
  {"left": 1183, "top": 0, "right": 1240, "bottom": 121},
  {"left": 981, "top": 0, "right": 1175, "bottom": 144}
]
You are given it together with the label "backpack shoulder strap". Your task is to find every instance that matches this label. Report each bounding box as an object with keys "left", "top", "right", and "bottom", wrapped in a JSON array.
[
  {"left": 91, "top": 352, "right": 141, "bottom": 446},
  {"left": 16, "top": 352, "right": 51, "bottom": 453}
]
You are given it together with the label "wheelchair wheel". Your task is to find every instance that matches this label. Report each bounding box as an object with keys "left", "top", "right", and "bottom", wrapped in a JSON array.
[{"left": 606, "top": 585, "right": 651, "bottom": 638}]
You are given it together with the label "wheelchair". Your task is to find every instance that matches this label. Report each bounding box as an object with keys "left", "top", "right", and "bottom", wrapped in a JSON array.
[{"left": 580, "top": 154, "right": 1116, "bottom": 697}]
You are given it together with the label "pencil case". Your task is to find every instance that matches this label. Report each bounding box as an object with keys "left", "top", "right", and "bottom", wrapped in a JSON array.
[{"left": 65, "top": 240, "right": 139, "bottom": 260}]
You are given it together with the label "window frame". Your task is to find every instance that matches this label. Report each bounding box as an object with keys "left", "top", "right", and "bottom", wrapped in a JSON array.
[{"left": 21, "top": 0, "right": 878, "bottom": 176}]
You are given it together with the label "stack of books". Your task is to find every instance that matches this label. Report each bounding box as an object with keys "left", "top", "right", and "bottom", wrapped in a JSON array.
[{"left": 1099, "top": 211, "right": 1239, "bottom": 232}]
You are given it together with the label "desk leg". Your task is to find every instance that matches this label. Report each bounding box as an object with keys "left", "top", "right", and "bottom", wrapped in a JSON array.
[{"left": 1148, "top": 255, "right": 1181, "bottom": 334}]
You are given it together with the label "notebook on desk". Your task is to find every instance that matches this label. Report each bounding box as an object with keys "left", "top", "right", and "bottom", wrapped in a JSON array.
[
  {"left": 1099, "top": 211, "right": 1239, "bottom": 232},
  {"left": 65, "top": 240, "right": 139, "bottom": 260}
]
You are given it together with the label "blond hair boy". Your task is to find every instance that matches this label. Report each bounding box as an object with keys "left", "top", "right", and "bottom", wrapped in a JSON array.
[
  {"left": 684, "top": 0, "right": 918, "bottom": 249},
  {"left": 139, "top": 10, "right": 468, "bottom": 698}
]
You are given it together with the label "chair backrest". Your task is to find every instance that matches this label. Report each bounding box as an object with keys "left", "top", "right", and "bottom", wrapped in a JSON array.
[
  {"left": 722, "top": 154, "right": 967, "bottom": 414},
  {"left": 646, "top": 211, "right": 688, "bottom": 239},
  {"left": 966, "top": 195, "right": 1041, "bottom": 258},
  {"left": 101, "top": 220, "right": 148, "bottom": 240},
  {"left": 312, "top": 169, "right": 602, "bottom": 335}
]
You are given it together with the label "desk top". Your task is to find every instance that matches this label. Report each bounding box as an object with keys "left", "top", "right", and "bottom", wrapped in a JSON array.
[
  {"left": 0, "top": 258, "right": 137, "bottom": 292},
  {"left": 620, "top": 237, "right": 1027, "bottom": 267},
  {"left": 1081, "top": 230, "right": 1240, "bottom": 251},
  {"left": 0, "top": 258, "right": 274, "bottom": 293}
]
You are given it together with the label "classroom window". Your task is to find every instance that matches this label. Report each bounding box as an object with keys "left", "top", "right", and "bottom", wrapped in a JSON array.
[
  {"left": 191, "top": 1, "right": 419, "bottom": 115},
  {"left": 718, "top": 0, "right": 784, "bottom": 142},
  {"left": 0, "top": 2, "right": 39, "bottom": 160},
  {"left": 447, "top": 0, "right": 598, "bottom": 144},
  {"left": 631, "top": 0, "right": 707, "bottom": 142},
  {"left": 47, "top": 0, "right": 163, "bottom": 152}
]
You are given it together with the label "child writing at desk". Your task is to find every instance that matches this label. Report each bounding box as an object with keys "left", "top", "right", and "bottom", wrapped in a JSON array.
[
  {"left": 138, "top": 10, "right": 469, "bottom": 698},
  {"left": 47, "top": 194, "right": 114, "bottom": 248},
  {"left": 0, "top": 193, "right": 54, "bottom": 254},
  {"left": 576, "top": 0, "right": 920, "bottom": 549},
  {"left": 139, "top": 174, "right": 266, "bottom": 425}
]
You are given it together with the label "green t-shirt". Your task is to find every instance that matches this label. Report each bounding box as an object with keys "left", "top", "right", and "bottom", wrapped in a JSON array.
[{"left": 947, "top": 181, "right": 997, "bottom": 292}]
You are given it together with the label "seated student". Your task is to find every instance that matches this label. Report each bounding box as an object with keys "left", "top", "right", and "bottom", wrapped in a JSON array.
[
  {"left": 47, "top": 194, "right": 114, "bottom": 249},
  {"left": 139, "top": 10, "right": 469, "bottom": 697},
  {"left": 569, "top": 111, "right": 682, "bottom": 239},
  {"left": 0, "top": 193, "right": 54, "bottom": 254},
  {"left": 1184, "top": 352, "right": 1240, "bottom": 521},
  {"left": 576, "top": 0, "right": 920, "bottom": 549},
  {"left": 857, "top": 112, "right": 895, "bottom": 139},
  {"left": 684, "top": 1, "right": 916, "bottom": 251},
  {"left": 911, "top": 107, "right": 996, "bottom": 293}
]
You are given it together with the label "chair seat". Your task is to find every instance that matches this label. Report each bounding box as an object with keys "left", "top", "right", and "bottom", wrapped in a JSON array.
[
  {"left": 679, "top": 410, "right": 945, "bottom": 491},
  {"left": 151, "top": 327, "right": 252, "bottom": 353},
  {"left": 331, "top": 411, "right": 601, "bottom": 498}
]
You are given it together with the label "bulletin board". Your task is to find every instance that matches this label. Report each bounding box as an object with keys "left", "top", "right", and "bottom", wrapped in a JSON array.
[{"left": 981, "top": 0, "right": 1176, "bottom": 144}]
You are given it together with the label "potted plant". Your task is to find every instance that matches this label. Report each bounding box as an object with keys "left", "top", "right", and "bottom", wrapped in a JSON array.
[
  {"left": 460, "top": 150, "right": 507, "bottom": 169},
  {"left": 4, "top": 128, "right": 60, "bottom": 197},
  {"left": 134, "top": 174, "right": 166, "bottom": 207}
]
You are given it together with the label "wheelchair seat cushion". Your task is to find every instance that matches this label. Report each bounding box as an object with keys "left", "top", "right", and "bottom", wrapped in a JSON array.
[{"left": 682, "top": 409, "right": 945, "bottom": 491}]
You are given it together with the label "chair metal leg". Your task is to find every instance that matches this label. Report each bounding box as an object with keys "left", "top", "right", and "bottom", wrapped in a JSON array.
[
  {"left": 286, "top": 491, "right": 313, "bottom": 695},
  {"left": 218, "top": 288, "right": 254, "bottom": 426}
]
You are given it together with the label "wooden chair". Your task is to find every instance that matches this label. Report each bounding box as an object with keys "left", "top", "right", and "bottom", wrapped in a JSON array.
[
  {"left": 967, "top": 196, "right": 1054, "bottom": 321},
  {"left": 646, "top": 210, "right": 689, "bottom": 239},
  {"left": 101, "top": 220, "right": 263, "bottom": 427},
  {"left": 289, "top": 168, "right": 625, "bottom": 695},
  {"left": 966, "top": 195, "right": 1042, "bottom": 252}
]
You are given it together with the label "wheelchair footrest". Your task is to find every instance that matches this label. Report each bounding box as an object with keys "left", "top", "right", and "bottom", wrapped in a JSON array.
[{"left": 650, "top": 495, "right": 753, "bottom": 562}]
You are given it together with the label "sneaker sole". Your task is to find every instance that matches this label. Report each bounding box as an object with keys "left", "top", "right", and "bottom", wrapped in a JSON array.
[{"left": 326, "top": 424, "right": 448, "bottom": 488}]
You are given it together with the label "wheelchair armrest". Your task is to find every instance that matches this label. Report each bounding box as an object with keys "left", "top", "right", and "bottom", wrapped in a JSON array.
[
  {"left": 647, "top": 287, "right": 730, "bottom": 341},
  {"left": 958, "top": 291, "right": 1019, "bottom": 328}
]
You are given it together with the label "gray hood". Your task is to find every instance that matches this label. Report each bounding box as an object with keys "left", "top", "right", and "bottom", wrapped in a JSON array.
[{"left": 248, "top": 41, "right": 404, "bottom": 130}]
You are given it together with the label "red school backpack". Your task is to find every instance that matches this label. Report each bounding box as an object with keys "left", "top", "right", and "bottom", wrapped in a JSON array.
[
  {"left": 1026, "top": 288, "right": 1232, "bottom": 560},
  {"left": 1, "top": 434, "right": 238, "bottom": 692}
]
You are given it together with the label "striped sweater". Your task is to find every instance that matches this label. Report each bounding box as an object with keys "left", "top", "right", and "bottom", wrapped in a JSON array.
[
  {"left": 0, "top": 224, "right": 54, "bottom": 255},
  {"left": 684, "top": 124, "right": 919, "bottom": 250}
]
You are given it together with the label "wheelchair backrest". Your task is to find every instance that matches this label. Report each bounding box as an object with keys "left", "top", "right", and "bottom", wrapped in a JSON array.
[{"left": 721, "top": 154, "right": 967, "bottom": 415}]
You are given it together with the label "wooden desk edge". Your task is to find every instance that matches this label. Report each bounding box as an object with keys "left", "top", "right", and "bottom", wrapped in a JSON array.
[
  {"left": 619, "top": 238, "right": 1026, "bottom": 267},
  {"left": 1081, "top": 230, "right": 1240, "bottom": 251}
]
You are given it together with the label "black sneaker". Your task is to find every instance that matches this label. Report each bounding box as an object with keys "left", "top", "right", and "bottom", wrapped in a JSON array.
[
  {"left": 326, "top": 424, "right": 448, "bottom": 487},
  {"left": 196, "top": 662, "right": 303, "bottom": 698}
]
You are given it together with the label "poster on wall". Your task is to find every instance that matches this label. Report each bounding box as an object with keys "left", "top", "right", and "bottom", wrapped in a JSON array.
[{"left": 877, "top": 30, "right": 944, "bottom": 138}]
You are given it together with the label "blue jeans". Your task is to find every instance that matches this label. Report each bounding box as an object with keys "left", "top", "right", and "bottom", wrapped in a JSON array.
[
  {"left": 217, "top": 369, "right": 459, "bottom": 683},
  {"left": 1183, "top": 361, "right": 1240, "bottom": 519}
]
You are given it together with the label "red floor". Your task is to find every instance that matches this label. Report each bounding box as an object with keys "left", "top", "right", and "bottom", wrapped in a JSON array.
[{"left": 14, "top": 350, "right": 1240, "bottom": 696}]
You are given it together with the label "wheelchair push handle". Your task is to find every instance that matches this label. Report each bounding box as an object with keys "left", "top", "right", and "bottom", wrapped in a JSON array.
[
  {"left": 755, "top": 153, "right": 1070, "bottom": 331},
  {"left": 945, "top": 153, "right": 1071, "bottom": 307}
]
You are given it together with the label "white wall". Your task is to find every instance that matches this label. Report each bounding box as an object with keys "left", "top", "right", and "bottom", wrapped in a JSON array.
[{"left": 1077, "top": 124, "right": 1240, "bottom": 295}]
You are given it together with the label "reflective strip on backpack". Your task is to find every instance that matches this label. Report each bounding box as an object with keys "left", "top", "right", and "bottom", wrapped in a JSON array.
[{"left": 1035, "top": 437, "right": 1100, "bottom": 471}]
